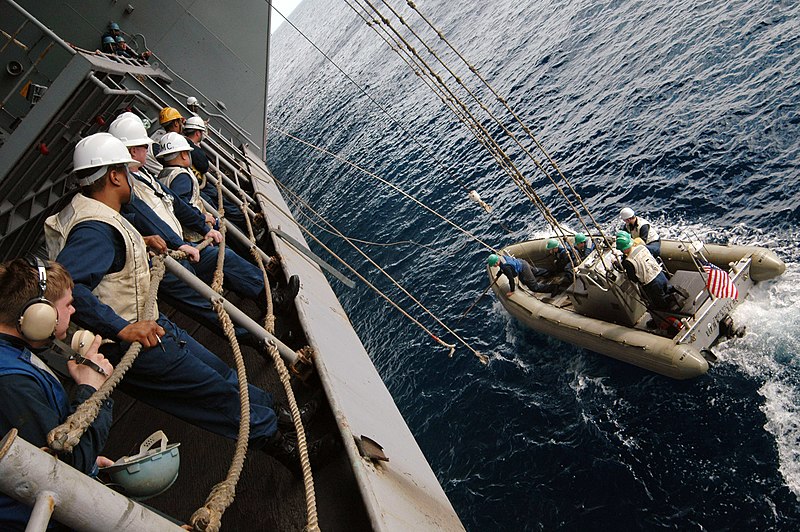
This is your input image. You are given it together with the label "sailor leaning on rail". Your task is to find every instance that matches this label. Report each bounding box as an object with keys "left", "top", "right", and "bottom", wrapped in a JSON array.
[
  {"left": 487, "top": 253, "right": 559, "bottom": 298},
  {"left": 43, "top": 133, "right": 335, "bottom": 477},
  {"left": 108, "top": 114, "right": 299, "bottom": 343},
  {"left": 181, "top": 115, "right": 247, "bottom": 229},
  {"left": 0, "top": 258, "right": 114, "bottom": 530},
  {"left": 619, "top": 207, "right": 661, "bottom": 258}
]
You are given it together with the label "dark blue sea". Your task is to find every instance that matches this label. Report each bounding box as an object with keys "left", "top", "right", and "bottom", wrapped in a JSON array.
[{"left": 267, "top": 0, "right": 800, "bottom": 529}]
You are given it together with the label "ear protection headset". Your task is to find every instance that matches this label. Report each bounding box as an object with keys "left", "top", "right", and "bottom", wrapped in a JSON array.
[{"left": 18, "top": 256, "right": 58, "bottom": 342}]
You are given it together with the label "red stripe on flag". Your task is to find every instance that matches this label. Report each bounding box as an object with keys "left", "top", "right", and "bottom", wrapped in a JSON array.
[{"left": 703, "top": 265, "right": 739, "bottom": 300}]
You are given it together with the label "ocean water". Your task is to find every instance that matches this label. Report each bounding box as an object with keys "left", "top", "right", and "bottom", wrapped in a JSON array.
[{"left": 267, "top": 0, "right": 800, "bottom": 529}]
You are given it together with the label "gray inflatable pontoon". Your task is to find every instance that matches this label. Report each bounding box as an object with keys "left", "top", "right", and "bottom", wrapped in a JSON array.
[{"left": 489, "top": 238, "right": 785, "bottom": 379}]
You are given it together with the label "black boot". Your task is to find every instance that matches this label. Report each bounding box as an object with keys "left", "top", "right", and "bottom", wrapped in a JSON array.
[
  {"left": 262, "top": 430, "right": 340, "bottom": 478},
  {"left": 272, "top": 275, "right": 300, "bottom": 311},
  {"left": 275, "top": 394, "right": 321, "bottom": 432}
]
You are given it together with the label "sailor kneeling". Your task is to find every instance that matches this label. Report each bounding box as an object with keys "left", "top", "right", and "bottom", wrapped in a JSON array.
[{"left": 488, "top": 253, "right": 559, "bottom": 298}]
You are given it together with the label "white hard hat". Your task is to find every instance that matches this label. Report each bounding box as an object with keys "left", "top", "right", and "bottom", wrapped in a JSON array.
[
  {"left": 183, "top": 116, "right": 206, "bottom": 132},
  {"left": 157, "top": 131, "right": 193, "bottom": 158},
  {"left": 620, "top": 207, "right": 635, "bottom": 220},
  {"left": 186, "top": 96, "right": 198, "bottom": 106},
  {"left": 109, "top": 116, "right": 154, "bottom": 147},
  {"left": 73, "top": 133, "right": 136, "bottom": 186}
]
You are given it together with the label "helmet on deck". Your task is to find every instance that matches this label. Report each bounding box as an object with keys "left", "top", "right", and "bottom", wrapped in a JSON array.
[
  {"left": 487, "top": 254, "right": 500, "bottom": 267},
  {"left": 620, "top": 207, "right": 635, "bottom": 220},
  {"left": 574, "top": 233, "right": 587, "bottom": 244},
  {"left": 616, "top": 231, "right": 633, "bottom": 251},
  {"left": 546, "top": 238, "right": 559, "bottom": 250},
  {"left": 101, "top": 431, "right": 180, "bottom": 501}
]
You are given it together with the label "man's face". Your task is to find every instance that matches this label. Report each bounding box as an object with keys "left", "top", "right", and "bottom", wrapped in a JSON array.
[
  {"left": 129, "top": 145, "right": 147, "bottom": 165},
  {"left": 53, "top": 289, "right": 75, "bottom": 341},
  {"left": 625, "top": 216, "right": 636, "bottom": 225}
]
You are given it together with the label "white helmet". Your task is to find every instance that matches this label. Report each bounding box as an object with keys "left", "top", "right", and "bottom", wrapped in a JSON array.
[
  {"left": 186, "top": 96, "right": 198, "bottom": 106},
  {"left": 73, "top": 133, "right": 136, "bottom": 186},
  {"left": 183, "top": 116, "right": 206, "bottom": 132},
  {"left": 109, "top": 116, "right": 154, "bottom": 147},
  {"left": 157, "top": 132, "right": 193, "bottom": 159},
  {"left": 620, "top": 207, "right": 635, "bottom": 221}
]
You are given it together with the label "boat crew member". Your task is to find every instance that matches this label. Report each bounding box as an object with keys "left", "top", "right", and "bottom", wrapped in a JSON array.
[
  {"left": 573, "top": 233, "right": 594, "bottom": 261},
  {"left": 182, "top": 117, "right": 247, "bottom": 229},
  {"left": 100, "top": 21, "right": 122, "bottom": 48},
  {"left": 145, "top": 107, "right": 185, "bottom": 176},
  {"left": 0, "top": 258, "right": 114, "bottom": 530},
  {"left": 113, "top": 36, "right": 151, "bottom": 61},
  {"left": 619, "top": 207, "right": 661, "bottom": 258},
  {"left": 487, "top": 254, "right": 559, "bottom": 298},
  {"left": 108, "top": 115, "right": 299, "bottom": 336},
  {"left": 44, "top": 133, "right": 330, "bottom": 476},
  {"left": 100, "top": 35, "right": 116, "bottom": 54},
  {"left": 616, "top": 231, "right": 671, "bottom": 310},
  {"left": 545, "top": 238, "right": 576, "bottom": 284}
]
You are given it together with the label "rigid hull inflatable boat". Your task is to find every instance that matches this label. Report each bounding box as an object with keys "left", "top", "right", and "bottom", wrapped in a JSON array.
[{"left": 489, "top": 237, "right": 785, "bottom": 379}]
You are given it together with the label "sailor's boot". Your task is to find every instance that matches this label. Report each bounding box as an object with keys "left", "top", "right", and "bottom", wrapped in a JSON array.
[
  {"left": 272, "top": 275, "right": 300, "bottom": 311},
  {"left": 275, "top": 394, "right": 321, "bottom": 431},
  {"left": 262, "top": 430, "right": 340, "bottom": 478}
]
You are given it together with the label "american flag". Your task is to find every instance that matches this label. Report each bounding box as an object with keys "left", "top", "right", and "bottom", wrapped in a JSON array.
[{"left": 701, "top": 260, "right": 739, "bottom": 300}]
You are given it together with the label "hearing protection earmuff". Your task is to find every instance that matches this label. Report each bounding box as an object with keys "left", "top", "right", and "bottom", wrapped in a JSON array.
[{"left": 18, "top": 256, "right": 58, "bottom": 342}]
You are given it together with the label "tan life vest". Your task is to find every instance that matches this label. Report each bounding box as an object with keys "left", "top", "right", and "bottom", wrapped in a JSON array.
[
  {"left": 144, "top": 129, "right": 165, "bottom": 175},
  {"left": 625, "top": 245, "right": 662, "bottom": 285},
  {"left": 158, "top": 166, "right": 206, "bottom": 242},
  {"left": 625, "top": 216, "right": 660, "bottom": 244},
  {"left": 131, "top": 170, "right": 184, "bottom": 240},
  {"left": 44, "top": 193, "right": 156, "bottom": 323}
]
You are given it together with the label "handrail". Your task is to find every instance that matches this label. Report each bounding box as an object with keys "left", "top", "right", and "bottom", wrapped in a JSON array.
[
  {"left": 5, "top": 0, "right": 75, "bottom": 56},
  {"left": 87, "top": 72, "right": 162, "bottom": 109}
]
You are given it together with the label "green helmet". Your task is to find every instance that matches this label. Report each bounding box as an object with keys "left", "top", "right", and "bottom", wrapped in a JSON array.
[
  {"left": 546, "top": 238, "right": 559, "bottom": 250},
  {"left": 487, "top": 254, "right": 500, "bottom": 267},
  {"left": 616, "top": 231, "right": 633, "bottom": 251},
  {"left": 574, "top": 233, "right": 587, "bottom": 244}
]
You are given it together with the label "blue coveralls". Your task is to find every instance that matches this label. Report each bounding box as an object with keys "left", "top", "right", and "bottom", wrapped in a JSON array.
[
  {"left": 123, "top": 171, "right": 266, "bottom": 336},
  {"left": 0, "top": 334, "right": 113, "bottom": 530},
  {"left": 187, "top": 139, "right": 248, "bottom": 229},
  {"left": 163, "top": 159, "right": 246, "bottom": 229},
  {"left": 54, "top": 222, "right": 278, "bottom": 446},
  {"left": 496, "top": 256, "right": 555, "bottom": 293}
]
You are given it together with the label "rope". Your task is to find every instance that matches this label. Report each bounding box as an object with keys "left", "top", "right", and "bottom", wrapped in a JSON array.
[
  {"left": 264, "top": 181, "right": 486, "bottom": 364},
  {"left": 234, "top": 169, "right": 275, "bottom": 333},
  {"left": 189, "top": 296, "right": 250, "bottom": 532},
  {"left": 268, "top": 126, "right": 496, "bottom": 252},
  {"left": 266, "top": 341, "right": 319, "bottom": 532},
  {"left": 270, "top": 0, "right": 512, "bottom": 235}
]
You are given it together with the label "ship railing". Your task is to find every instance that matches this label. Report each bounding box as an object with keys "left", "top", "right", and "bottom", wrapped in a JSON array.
[{"left": 0, "top": 429, "right": 185, "bottom": 531}]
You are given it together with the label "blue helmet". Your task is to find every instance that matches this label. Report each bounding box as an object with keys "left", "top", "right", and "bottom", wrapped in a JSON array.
[
  {"left": 109, "top": 22, "right": 120, "bottom": 31},
  {"left": 102, "top": 36, "right": 114, "bottom": 44}
]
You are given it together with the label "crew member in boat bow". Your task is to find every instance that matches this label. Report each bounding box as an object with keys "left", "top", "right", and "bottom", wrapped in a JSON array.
[
  {"left": 0, "top": 259, "right": 113, "bottom": 531},
  {"left": 488, "top": 254, "right": 559, "bottom": 297},
  {"left": 619, "top": 207, "right": 661, "bottom": 258},
  {"left": 44, "top": 133, "right": 331, "bottom": 476},
  {"left": 573, "top": 233, "right": 594, "bottom": 261},
  {"left": 617, "top": 231, "right": 671, "bottom": 309}
]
